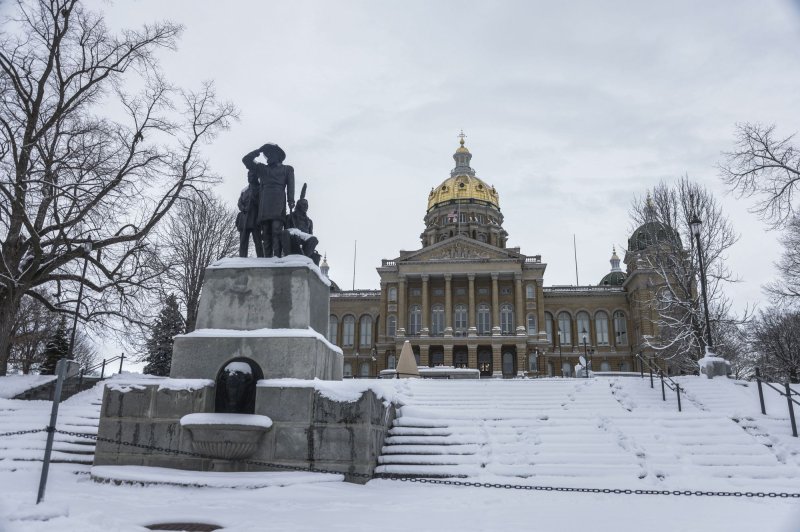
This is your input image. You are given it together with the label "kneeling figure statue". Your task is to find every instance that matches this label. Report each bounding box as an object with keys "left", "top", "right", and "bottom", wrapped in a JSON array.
[{"left": 281, "top": 183, "right": 320, "bottom": 265}]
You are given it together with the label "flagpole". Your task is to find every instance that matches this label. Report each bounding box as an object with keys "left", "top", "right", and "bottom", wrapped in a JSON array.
[
  {"left": 573, "top": 234, "right": 579, "bottom": 285},
  {"left": 352, "top": 240, "right": 357, "bottom": 290}
]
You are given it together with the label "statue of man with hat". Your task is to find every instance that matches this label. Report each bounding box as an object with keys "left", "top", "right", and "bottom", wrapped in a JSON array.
[{"left": 242, "top": 143, "right": 295, "bottom": 257}]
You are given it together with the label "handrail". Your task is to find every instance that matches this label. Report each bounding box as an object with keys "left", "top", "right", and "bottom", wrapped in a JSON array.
[
  {"left": 754, "top": 369, "right": 800, "bottom": 407},
  {"left": 635, "top": 353, "right": 679, "bottom": 391},
  {"left": 634, "top": 353, "right": 682, "bottom": 412},
  {"left": 753, "top": 368, "right": 797, "bottom": 438}
]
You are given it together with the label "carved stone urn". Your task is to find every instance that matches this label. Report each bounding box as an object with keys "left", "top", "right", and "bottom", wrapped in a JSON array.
[{"left": 180, "top": 413, "right": 272, "bottom": 460}]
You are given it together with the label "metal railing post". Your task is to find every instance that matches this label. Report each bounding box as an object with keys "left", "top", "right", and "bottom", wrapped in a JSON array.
[
  {"left": 37, "top": 359, "right": 68, "bottom": 504},
  {"left": 78, "top": 368, "right": 84, "bottom": 389},
  {"left": 640, "top": 360, "right": 644, "bottom": 379},
  {"left": 100, "top": 359, "right": 106, "bottom": 379},
  {"left": 649, "top": 365, "right": 654, "bottom": 389},
  {"left": 659, "top": 370, "right": 666, "bottom": 402},
  {"left": 755, "top": 368, "right": 766, "bottom": 415},
  {"left": 676, "top": 384, "right": 682, "bottom": 412},
  {"left": 786, "top": 382, "right": 798, "bottom": 438},
  {"left": 118, "top": 353, "right": 125, "bottom": 374}
]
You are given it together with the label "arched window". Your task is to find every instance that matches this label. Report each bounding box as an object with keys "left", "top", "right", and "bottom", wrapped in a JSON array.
[
  {"left": 576, "top": 311, "right": 590, "bottom": 345},
  {"left": 329, "top": 315, "right": 338, "bottom": 344},
  {"left": 614, "top": 311, "right": 628, "bottom": 345},
  {"left": 387, "top": 315, "right": 397, "bottom": 337},
  {"left": 454, "top": 304, "right": 468, "bottom": 334},
  {"left": 527, "top": 314, "right": 537, "bottom": 336},
  {"left": 502, "top": 351, "right": 515, "bottom": 376},
  {"left": 431, "top": 304, "right": 445, "bottom": 335},
  {"left": 342, "top": 315, "right": 355, "bottom": 347},
  {"left": 359, "top": 315, "right": 372, "bottom": 347},
  {"left": 500, "top": 304, "right": 514, "bottom": 334},
  {"left": 528, "top": 354, "right": 538, "bottom": 372},
  {"left": 526, "top": 284, "right": 536, "bottom": 299},
  {"left": 558, "top": 312, "right": 572, "bottom": 345},
  {"left": 388, "top": 286, "right": 397, "bottom": 302},
  {"left": 545, "top": 312, "right": 554, "bottom": 345},
  {"left": 477, "top": 304, "right": 491, "bottom": 335},
  {"left": 386, "top": 353, "right": 396, "bottom": 369},
  {"left": 595, "top": 311, "right": 609, "bottom": 346},
  {"left": 343, "top": 362, "right": 353, "bottom": 377},
  {"left": 360, "top": 362, "right": 370, "bottom": 377},
  {"left": 408, "top": 305, "right": 421, "bottom": 335}
]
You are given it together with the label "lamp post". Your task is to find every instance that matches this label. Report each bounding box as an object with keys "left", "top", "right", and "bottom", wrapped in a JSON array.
[
  {"left": 689, "top": 215, "right": 714, "bottom": 353},
  {"left": 67, "top": 242, "right": 92, "bottom": 363},
  {"left": 557, "top": 327, "right": 564, "bottom": 377},
  {"left": 581, "top": 328, "right": 589, "bottom": 379},
  {"left": 370, "top": 346, "right": 377, "bottom": 377},
  {"left": 354, "top": 350, "right": 360, "bottom": 378}
]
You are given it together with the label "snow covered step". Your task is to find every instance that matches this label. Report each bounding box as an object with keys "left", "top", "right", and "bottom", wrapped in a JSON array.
[{"left": 381, "top": 444, "right": 479, "bottom": 455}]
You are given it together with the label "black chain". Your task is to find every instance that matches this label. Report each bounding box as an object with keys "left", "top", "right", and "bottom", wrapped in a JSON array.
[
  {"left": 51, "top": 429, "right": 800, "bottom": 498},
  {"left": 0, "top": 427, "right": 48, "bottom": 438}
]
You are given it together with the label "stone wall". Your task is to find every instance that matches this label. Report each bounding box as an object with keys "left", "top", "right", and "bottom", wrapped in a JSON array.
[{"left": 93, "top": 382, "right": 395, "bottom": 483}]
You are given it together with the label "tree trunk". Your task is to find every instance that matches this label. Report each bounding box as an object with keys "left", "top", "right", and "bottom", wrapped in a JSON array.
[{"left": 0, "top": 292, "right": 22, "bottom": 376}]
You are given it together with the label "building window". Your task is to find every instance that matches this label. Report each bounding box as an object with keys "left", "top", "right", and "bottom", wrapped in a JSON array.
[
  {"left": 527, "top": 314, "right": 537, "bottom": 336},
  {"left": 477, "top": 304, "right": 491, "bottom": 335},
  {"left": 477, "top": 287, "right": 490, "bottom": 295},
  {"left": 342, "top": 315, "right": 355, "bottom": 347},
  {"left": 557, "top": 312, "right": 572, "bottom": 345},
  {"left": 387, "top": 353, "right": 396, "bottom": 369},
  {"left": 431, "top": 350, "right": 444, "bottom": 366},
  {"left": 410, "top": 288, "right": 421, "bottom": 296},
  {"left": 500, "top": 304, "right": 514, "bottom": 334},
  {"left": 459, "top": 212, "right": 468, "bottom": 223},
  {"left": 388, "top": 286, "right": 397, "bottom": 302},
  {"left": 329, "top": 315, "right": 338, "bottom": 344},
  {"left": 526, "top": 284, "right": 535, "bottom": 299},
  {"left": 408, "top": 305, "right": 421, "bottom": 335},
  {"left": 545, "top": 312, "right": 554, "bottom": 345},
  {"left": 387, "top": 315, "right": 397, "bottom": 337},
  {"left": 529, "top": 354, "right": 538, "bottom": 372},
  {"left": 455, "top": 287, "right": 467, "bottom": 296},
  {"left": 502, "top": 352, "right": 514, "bottom": 376},
  {"left": 500, "top": 287, "right": 512, "bottom": 295},
  {"left": 576, "top": 311, "right": 590, "bottom": 345},
  {"left": 360, "top": 362, "right": 370, "bottom": 377},
  {"left": 614, "top": 311, "right": 628, "bottom": 346},
  {"left": 359, "top": 315, "right": 372, "bottom": 347},
  {"left": 343, "top": 362, "right": 353, "bottom": 377},
  {"left": 431, "top": 304, "right": 445, "bottom": 335},
  {"left": 454, "top": 351, "right": 468, "bottom": 368},
  {"left": 595, "top": 311, "right": 609, "bottom": 346},
  {"left": 454, "top": 304, "right": 468, "bottom": 334}
]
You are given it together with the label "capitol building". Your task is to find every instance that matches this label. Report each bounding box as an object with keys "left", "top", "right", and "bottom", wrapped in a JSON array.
[{"left": 325, "top": 136, "right": 664, "bottom": 378}]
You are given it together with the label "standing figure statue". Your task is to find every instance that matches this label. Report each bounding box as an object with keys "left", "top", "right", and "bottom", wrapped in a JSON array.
[
  {"left": 242, "top": 143, "right": 295, "bottom": 257},
  {"left": 281, "top": 183, "right": 321, "bottom": 265},
  {"left": 236, "top": 170, "right": 263, "bottom": 258}
]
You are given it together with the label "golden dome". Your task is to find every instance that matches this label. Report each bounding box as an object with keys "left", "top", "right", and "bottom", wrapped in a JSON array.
[{"left": 427, "top": 174, "right": 500, "bottom": 211}]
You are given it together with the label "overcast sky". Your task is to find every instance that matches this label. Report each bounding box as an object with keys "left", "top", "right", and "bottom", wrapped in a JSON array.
[{"left": 61, "top": 1, "right": 800, "bottom": 317}]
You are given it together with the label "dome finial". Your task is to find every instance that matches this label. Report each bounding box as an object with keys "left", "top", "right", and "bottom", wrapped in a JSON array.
[{"left": 458, "top": 129, "right": 466, "bottom": 147}]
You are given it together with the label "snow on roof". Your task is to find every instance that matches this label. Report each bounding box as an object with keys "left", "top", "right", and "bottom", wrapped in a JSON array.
[{"left": 178, "top": 327, "right": 342, "bottom": 354}]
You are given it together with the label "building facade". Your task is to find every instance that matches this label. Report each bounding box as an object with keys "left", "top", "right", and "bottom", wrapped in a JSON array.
[{"left": 327, "top": 136, "right": 663, "bottom": 377}]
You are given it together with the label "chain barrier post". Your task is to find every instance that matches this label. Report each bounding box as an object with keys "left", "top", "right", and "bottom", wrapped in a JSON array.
[
  {"left": 37, "top": 359, "right": 69, "bottom": 504},
  {"left": 786, "top": 382, "right": 798, "bottom": 438},
  {"left": 676, "top": 384, "right": 682, "bottom": 412},
  {"left": 755, "top": 368, "right": 766, "bottom": 415},
  {"left": 100, "top": 359, "right": 107, "bottom": 379},
  {"left": 659, "top": 370, "right": 666, "bottom": 401}
]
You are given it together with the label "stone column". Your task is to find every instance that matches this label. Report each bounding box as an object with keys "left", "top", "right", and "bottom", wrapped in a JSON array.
[
  {"left": 444, "top": 274, "right": 453, "bottom": 337},
  {"left": 444, "top": 344, "right": 453, "bottom": 366},
  {"left": 421, "top": 274, "right": 429, "bottom": 336},
  {"left": 379, "top": 281, "right": 388, "bottom": 342},
  {"left": 491, "top": 273, "right": 500, "bottom": 336},
  {"left": 536, "top": 280, "right": 546, "bottom": 343},
  {"left": 397, "top": 275, "right": 407, "bottom": 335},
  {"left": 468, "top": 344, "right": 478, "bottom": 369},
  {"left": 468, "top": 274, "right": 477, "bottom": 337},
  {"left": 492, "top": 344, "right": 502, "bottom": 377},
  {"left": 514, "top": 273, "right": 525, "bottom": 335},
  {"left": 517, "top": 342, "right": 527, "bottom": 377}
]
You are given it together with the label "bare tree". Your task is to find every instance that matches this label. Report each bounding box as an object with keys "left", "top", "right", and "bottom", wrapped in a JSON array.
[
  {"left": 750, "top": 308, "right": 800, "bottom": 383},
  {"left": 720, "top": 123, "right": 800, "bottom": 229},
  {"left": 763, "top": 215, "right": 800, "bottom": 305},
  {"left": 0, "top": 0, "right": 237, "bottom": 374},
  {"left": 159, "top": 190, "right": 238, "bottom": 332},
  {"left": 629, "top": 176, "right": 743, "bottom": 372},
  {"left": 7, "top": 292, "right": 55, "bottom": 374}
]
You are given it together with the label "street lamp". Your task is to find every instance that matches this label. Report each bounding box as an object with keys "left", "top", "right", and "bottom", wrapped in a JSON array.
[
  {"left": 581, "top": 328, "right": 589, "bottom": 379},
  {"left": 557, "top": 327, "right": 564, "bottom": 377},
  {"left": 354, "top": 350, "right": 360, "bottom": 378},
  {"left": 67, "top": 242, "right": 92, "bottom": 363},
  {"left": 689, "top": 215, "right": 714, "bottom": 353}
]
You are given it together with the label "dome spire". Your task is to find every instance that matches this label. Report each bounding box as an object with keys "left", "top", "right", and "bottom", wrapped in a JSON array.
[
  {"left": 452, "top": 130, "right": 474, "bottom": 177},
  {"left": 320, "top": 253, "right": 329, "bottom": 278},
  {"left": 610, "top": 246, "right": 621, "bottom": 272}
]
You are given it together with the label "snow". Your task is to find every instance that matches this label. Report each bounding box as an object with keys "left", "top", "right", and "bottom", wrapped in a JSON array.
[
  {"left": 287, "top": 227, "right": 313, "bottom": 241},
  {"left": 0, "top": 375, "right": 56, "bottom": 399},
  {"left": 224, "top": 362, "right": 253, "bottom": 374},
  {"left": 1, "top": 374, "right": 800, "bottom": 531},
  {"left": 104, "top": 374, "right": 213, "bottom": 393},
  {"left": 206, "top": 256, "right": 330, "bottom": 286},
  {"left": 258, "top": 377, "right": 409, "bottom": 404},
  {"left": 180, "top": 413, "right": 273, "bottom": 428},
  {"left": 179, "top": 327, "right": 342, "bottom": 354}
]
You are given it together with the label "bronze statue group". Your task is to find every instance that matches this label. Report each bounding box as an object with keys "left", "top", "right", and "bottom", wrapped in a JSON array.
[{"left": 237, "top": 143, "right": 320, "bottom": 265}]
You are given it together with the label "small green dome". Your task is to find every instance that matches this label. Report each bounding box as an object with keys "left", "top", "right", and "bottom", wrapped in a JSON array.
[
  {"left": 628, "top": 221, "right": 679, "bottom": 252},
  {"left": 600, "top": 271, "right": 626, "bottom": 286}
]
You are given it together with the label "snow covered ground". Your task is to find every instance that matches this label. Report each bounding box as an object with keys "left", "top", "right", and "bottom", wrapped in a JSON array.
[{"left": 0, "top": 374, "right": 799, "bottom": 531}]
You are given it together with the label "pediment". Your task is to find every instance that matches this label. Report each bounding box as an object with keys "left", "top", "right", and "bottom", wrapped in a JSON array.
[{"left": 398, "top": 236, "right": 520, "bottom": 263}]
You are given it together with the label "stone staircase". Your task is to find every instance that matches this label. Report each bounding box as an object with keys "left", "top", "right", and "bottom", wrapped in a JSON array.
[
  {"left": 0, "top": 382, "right": 105, "bottom": 471},
  {"left": 375, "top": 377, "right": 800, "bottom": 490}
]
